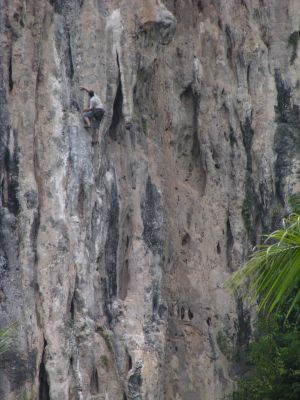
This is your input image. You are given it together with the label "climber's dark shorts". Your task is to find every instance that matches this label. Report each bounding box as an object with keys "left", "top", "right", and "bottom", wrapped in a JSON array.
[{"left": 83, "top": 108, "right": 105, "bottom": 121}]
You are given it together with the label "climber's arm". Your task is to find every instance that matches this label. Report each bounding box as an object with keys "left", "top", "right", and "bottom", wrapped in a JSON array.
[{"left": 80, "top": 86, "right": 90, "bottom": 93}]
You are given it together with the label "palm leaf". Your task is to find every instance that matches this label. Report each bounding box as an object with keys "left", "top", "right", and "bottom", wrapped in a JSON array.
[
  {"left": 0, "top": 322, "right": 18, "bottom": 356},
  {"left": 230, "top": 214, "right": 300, "bottom": 318}
]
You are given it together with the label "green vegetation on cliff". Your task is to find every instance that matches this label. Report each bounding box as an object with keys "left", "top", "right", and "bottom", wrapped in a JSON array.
[
  {"left": 229, "top": 206, "right": 300, "bottom": 399},
  {"left": 0, "top": 322, "right": 17, "bottom": 356},
  {"left": 231, "top": 213, "right": 300, "bottom": 318},
  {"left": 228, "top": 307, "right": 300, "bottom": 400}
]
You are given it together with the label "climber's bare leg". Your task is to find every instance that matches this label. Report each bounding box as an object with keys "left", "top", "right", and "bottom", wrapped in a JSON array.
[
  {"left": 83, "top": 115, "right": 91, "bottom": 127},
  {"left": 94, "top": 128, "right": 100, "bottom": 144}
]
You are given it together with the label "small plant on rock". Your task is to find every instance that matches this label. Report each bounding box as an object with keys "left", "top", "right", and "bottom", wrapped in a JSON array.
[
  {"left": 100, "top": 354, "right": 109, "bottom": 369},
  {"left": 96, "top": 326, "right": 113, "bottom": 352}
]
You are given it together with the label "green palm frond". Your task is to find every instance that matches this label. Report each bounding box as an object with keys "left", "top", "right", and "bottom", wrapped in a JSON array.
[
  {"left": 0, "top": 322, "right": 18, "bottom": 356},
  {"left": 230, "top": 214, "right": 300, "bottom": 318}
]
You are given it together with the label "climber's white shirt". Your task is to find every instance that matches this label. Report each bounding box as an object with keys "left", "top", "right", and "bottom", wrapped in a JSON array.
[{"left": 90, "top": 94, "right": 103, "bottom": 109}]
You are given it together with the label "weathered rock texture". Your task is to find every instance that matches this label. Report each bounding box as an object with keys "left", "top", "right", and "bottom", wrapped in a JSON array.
[{"left": 1, "top": 0, "right": 300, "bottom": 399}]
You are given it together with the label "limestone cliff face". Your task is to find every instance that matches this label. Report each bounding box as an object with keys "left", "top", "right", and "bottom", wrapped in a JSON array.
[{"left": 0, "top": 0, "right": 300, "bottom": 399}]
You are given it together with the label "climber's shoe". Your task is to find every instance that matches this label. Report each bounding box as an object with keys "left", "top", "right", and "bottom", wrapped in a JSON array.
[{"left": 84, "top": 125, "right": 91, "bottom": 129}]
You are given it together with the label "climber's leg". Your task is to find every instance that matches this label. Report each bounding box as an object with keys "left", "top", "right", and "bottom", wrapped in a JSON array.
[
  {"left": 94, "top": 108, "right": 105, "bottom": 123},
  {"left": 92, "top": 129, "right": 100, "bottom": 145},
  {"left": 82, "top": 110, "right": 93, "bottom": 128},
  {"left": 90, "top": 110, "right": 104, "bottom": 145}
]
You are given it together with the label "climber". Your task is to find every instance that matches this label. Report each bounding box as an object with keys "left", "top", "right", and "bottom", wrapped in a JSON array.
[{"left": 80, "top": 86, "right": 105, "bottom": 129}]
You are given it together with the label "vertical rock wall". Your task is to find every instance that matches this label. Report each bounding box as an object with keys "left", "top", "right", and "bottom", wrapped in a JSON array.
[{"left": 1, "top": 0, "right": 300, "bottom": 399}]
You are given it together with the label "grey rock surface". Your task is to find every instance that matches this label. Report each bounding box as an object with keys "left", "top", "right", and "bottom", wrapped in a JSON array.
[{"left": 0, "top": 0, "right": 300, "bottom": 399}]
